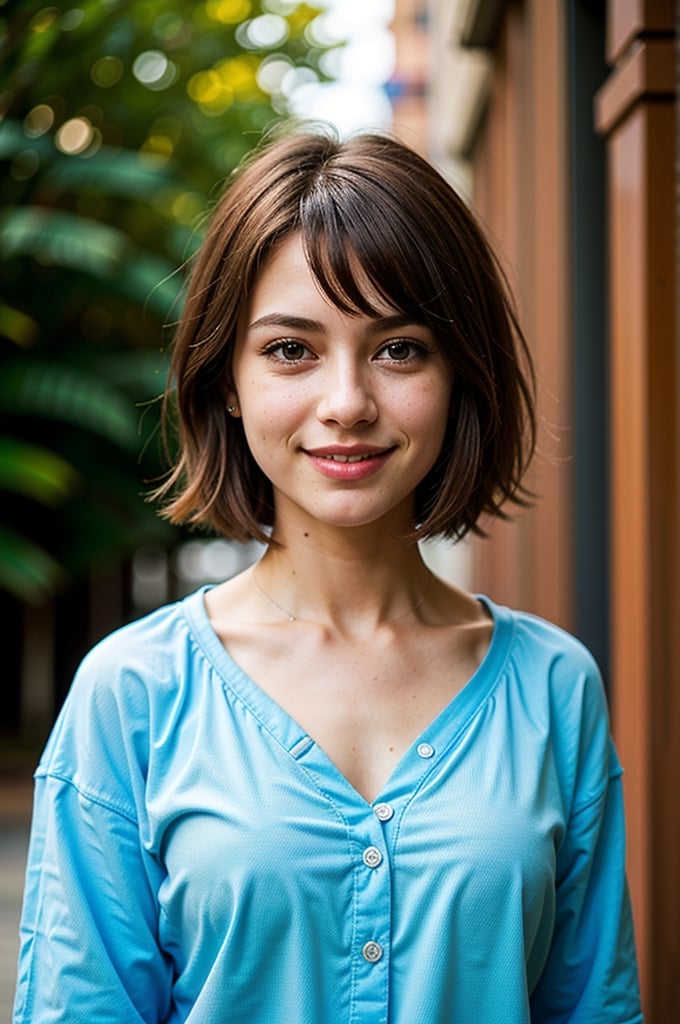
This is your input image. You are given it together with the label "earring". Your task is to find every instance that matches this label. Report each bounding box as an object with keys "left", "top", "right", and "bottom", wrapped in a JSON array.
[{"left": 227, "top": 405, "right": 236, "bottom": 414}]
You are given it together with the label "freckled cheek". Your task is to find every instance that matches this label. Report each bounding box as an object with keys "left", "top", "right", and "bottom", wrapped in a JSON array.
[
  {"left": 396, "top": 384, "right": 451, "bottom": 425},
  {"left": 241, "top": 387, "right": 309, "bottom": 445},
  {"left": 241, "top": 374, "right": 293, "bottom": 409}
]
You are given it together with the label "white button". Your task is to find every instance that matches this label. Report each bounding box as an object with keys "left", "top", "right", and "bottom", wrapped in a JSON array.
[
  {"left": 417, "top": 742, "right": 435, "bottom": 759},
  {"left": 362, "top": 941, "right": 383, "bottom": 963},
  {"left": 362, "top": 846, "right": 383, "bottom": 868},
  {"left": 374, "top": 802, "right": 394, "bottom": 822}
]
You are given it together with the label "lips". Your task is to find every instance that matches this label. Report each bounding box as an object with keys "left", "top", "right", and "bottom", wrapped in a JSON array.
[
  {"left": 304, "top": 444, "right": 392, "bottom": 458},
  {"left": 317, "top": 452, "right": 378, "bottom": 464},
  {"left": 303, "top": 445, "right": 395, "bottom": 480}
]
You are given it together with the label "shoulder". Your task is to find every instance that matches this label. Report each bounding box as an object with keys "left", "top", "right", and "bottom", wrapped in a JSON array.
[
  {"left": 38, "top": 590, "right": 211, "bottom": 796},
  {"left": 85, "top": 590, "right": 198, "bottom": 664},
  {"left": 72, "top": 586, "right": 222, "bottom": 700},
  {"left": 495, "top": 602, "right": 601, "bottom": 675},
  {"left": 486, "top": 600, "right": 618, "bottom": 809},
  {"left": 489, "top": 600, "right": 606, "bottom": 708}
]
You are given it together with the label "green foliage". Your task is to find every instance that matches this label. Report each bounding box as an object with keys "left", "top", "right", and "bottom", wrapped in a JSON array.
[
  {"left": 0, "top": 436, "right": 80, "bottom": 505},
  {"left": 0, "top": 0, "right": 333, "bottom": 602},
  {"left": 0, "top": 523, "right": 69, "bottom": 605}
]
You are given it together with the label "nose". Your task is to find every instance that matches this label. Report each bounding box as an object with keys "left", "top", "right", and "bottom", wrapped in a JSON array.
[{"left": 315, "top": 358, "right": 378, "bottom": 428}]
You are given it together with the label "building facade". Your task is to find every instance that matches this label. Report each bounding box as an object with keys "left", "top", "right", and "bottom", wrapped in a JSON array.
[{"left": 390, "top": 0, "right": 678, "bottom": 1017}]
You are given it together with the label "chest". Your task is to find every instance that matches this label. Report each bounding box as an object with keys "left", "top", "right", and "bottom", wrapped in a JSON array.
[
  {"left": 226, "top": 631, "right": 484, "bottom": 803},
  {"left": 152, "top": 682, "right": 564, "bottom": 1018}
]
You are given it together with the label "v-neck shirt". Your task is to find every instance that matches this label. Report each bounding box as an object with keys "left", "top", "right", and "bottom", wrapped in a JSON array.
[{"left": 14, "top": 587, "right": 642, "bottom": 1023}]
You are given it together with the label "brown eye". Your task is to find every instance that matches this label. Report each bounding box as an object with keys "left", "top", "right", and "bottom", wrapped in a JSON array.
[
  {"left": 264, "top": 340, "right": 311, "bottom": 362},
  {"left": 378, "top": 340, "right": 427, "bottom": 362},
  {"left": 280, "top": 341, "right": 306, "bottom": 360},
  {"left": 385, "top": 341, "right": 412, "bottom": 360}
]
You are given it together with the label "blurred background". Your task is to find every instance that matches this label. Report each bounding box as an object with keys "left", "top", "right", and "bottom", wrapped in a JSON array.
[{"left": 1, "top": 0, "right": 677, "bottom": 1019}]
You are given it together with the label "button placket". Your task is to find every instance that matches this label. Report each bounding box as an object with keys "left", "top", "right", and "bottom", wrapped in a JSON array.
[
  {"left": 362, "top": 940, "right": 383, "bottom": 963},
  {"left": 362, "top": 845, "right": 383, "bottom": 868},
  {"left": 417, "top": 741, "right": 435, "bottom": 759},
  {"left": 352, "top": 810, "right": 391, "bottom": 1010},
  {"left": 374, "top": 802, "right": 394, "bottom": 822}
]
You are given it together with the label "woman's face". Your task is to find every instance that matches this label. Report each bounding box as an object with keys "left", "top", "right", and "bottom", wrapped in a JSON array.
[{"left": 229, "top": 234, "right": 453, "bottom": 539}]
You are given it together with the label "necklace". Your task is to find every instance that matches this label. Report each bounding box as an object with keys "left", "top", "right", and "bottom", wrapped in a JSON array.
[
  {"left": 251, "top": 565, "right": 434, "bottom": 624},
  {"left": 252, "top": 568, "right": 297, "bottom": 621}
]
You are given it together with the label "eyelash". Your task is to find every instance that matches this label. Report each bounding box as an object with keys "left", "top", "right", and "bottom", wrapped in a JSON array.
[
  {"left": 377, "top": 340, "right": 430, "bottom": 363},
  {"left": 261, "top": 339, "right": 431, "bottom": 365},
  {"left": 262, "top": 340, "right": 311, "bottom": 363}
]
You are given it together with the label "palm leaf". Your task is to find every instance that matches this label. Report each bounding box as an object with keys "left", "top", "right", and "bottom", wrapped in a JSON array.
[
  {"left": 0, "top": 207, "right": 182, "bottom": 315},
  {"left": 0, "top": 121, "right": 177, "bottom": 201},
  {"left": 0, "top": 302, "right": 39, "bottom": 347},
  {"left": 42, "top": 147, "right": 176, "bottom": 200},
  {"left": 0, "top": 523, "right": 69, "bottom": 604},
  {"left": 0, "top": 437, "right": 81, "bottom": 504},
  {"left": 0, "top": 360, "right": 141, "bottom": 452},
  {"left": 0, "top": 206, "right": 125, "bottom": 276}
]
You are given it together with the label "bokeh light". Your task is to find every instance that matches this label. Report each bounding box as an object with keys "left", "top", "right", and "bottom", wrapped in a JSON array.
[
  {"left": 61, "top": 8, "right": 85, "bottom": 31},
  {"left": 24, "top": 104, "right": 55, "bottom": 137},
  {"left": 235, "top": 14, "right": 289, "bottom": 49},
  {"left": 205, "top": 0, "right": 252, "bottom": 25},
  {"left": 55, "top": 117, "right": 94, "bottom": 154},
  {"left": 91, "top": 55, "right": 124, "bottom": 88},
  {"left": 132, "top": 50, "right": 178, "bottom": 91}
]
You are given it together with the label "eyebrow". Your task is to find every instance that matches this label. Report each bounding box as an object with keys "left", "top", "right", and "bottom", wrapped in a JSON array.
[{"left": 246, "top": 312, "right": 425, "bottom": 333}]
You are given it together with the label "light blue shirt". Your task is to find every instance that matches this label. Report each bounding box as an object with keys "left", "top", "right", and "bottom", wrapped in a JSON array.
[{"left": 14, "top": 588, "right": 642, "bottom": 1022}]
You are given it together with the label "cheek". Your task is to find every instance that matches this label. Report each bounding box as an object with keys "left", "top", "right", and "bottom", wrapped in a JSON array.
[
  {"left": 417, "top": 384, "right": 454, "bottom": 466},
  {"left": 244, "top": 380, "right": 313, "bottom": 432},
  {"left": 242, "top": 381, "right": 298, "bottom": 426},
  {"left": 239, "top": 386, "right": 307, "bottom": 459},
  {"left": 400, "top": 380, "right": 452, "bottom": 430}
]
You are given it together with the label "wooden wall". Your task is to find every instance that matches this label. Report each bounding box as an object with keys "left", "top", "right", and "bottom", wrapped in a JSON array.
[
  {"left": 466, "top": 0, "right": 677, "bottom": 1017},
  {"left": 471, "top": 1, "right": 575, "bottom": 632},
  {"left": 595, "top": 1, "right": 678, "bottom": 1016},
  {"left": 394, "top": 0, "right": 677, "bottom": 1012}
]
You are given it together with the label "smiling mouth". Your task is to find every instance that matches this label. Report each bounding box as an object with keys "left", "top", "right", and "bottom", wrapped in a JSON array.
[
  {"left": 317, "top": 453, "right": 381, "bottom": 463},
  {"left": 304, "top": 446, "right": 395, "bottom": 478}
]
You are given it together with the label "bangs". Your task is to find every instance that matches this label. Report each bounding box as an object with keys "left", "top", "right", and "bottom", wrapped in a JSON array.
[
  {"left": 157, "top": 128, "right": 536, "bottom": 545},
  {"left": 298, "top": 171, "right": 438, "bottom": 323}
]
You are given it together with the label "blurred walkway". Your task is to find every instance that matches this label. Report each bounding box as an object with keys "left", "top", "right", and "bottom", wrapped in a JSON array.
[{"left": 0, "top": 775, "right": 32, "bottom": 1023}]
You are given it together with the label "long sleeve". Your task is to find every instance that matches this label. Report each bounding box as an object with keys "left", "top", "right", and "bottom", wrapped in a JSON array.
[
  {"left": 529, "top": 737, "right": 643, "bottom": 1023},
  {"left": 14, "top": 775, "right": 173, "bottom": 1024},
  {"left": 13, "top": 631, "right": 174, "bottom": 1024}
]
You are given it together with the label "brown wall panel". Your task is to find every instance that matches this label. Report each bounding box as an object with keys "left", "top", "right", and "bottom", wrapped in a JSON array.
[
  {"left": 423, "top": 0, "right": 677, "bottom": 1015},
  {"left": 598, "top": 20, "right": 678, "bottom": 1016},
  {"left": 608, "top": 0, "right": 675, "bottom": 63},
  {"left": 471, "top": 0, "right": 574, "bottom": 632}
]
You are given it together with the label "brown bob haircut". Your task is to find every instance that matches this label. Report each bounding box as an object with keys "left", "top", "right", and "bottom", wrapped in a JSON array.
[{"left": 156, "top": 125, "right": 536, "bottom": 544}]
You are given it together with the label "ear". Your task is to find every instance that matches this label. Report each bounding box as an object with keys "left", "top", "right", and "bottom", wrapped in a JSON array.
[{"left": 222, "top": 378, "right": 241, "bottom": 417}]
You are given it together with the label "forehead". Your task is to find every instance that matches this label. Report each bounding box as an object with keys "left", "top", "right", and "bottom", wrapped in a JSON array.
[
  {"left": 250, "top": 233, "right": 405, "bottom": 320},
  {"left": 255, "top": 233, "right": 317, "bottom": 292},
  {"left": 250, "top": 231, "right": 417, "bottom": 323}
]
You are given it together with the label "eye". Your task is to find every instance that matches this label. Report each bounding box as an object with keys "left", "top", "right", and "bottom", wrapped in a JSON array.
[
  {"left": 264, "top": 340, "right": 311, "bottom": 362},
  {"left": 376, "top": 339, "right": 428, "bottom": 362}
]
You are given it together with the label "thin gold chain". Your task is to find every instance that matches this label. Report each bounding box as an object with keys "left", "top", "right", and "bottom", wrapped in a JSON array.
[{"left": 251, "top": 565, "right": 434, "bottom": 624}]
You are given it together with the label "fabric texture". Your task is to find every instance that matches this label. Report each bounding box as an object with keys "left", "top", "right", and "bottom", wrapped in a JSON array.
[{"left": 14, "top": 587, "right": 643, "bottom": 1023}]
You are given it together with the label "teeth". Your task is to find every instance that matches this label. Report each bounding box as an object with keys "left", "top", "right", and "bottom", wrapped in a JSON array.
[{"left": 323, "top": 453, "right": 373, "bottom": 463}]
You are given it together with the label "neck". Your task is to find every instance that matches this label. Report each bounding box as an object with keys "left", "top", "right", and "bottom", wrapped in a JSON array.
[{"left": 253, "top": 526, "right": 434, "bottom": 633}]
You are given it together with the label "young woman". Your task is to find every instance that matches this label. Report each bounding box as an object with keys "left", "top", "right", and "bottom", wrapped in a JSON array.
[{"left": 14, "top": 128, "right": 642, "bottom": 1023}]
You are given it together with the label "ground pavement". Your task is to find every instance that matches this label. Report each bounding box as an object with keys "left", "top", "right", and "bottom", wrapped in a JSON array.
[{"left": 0, "top": 776, "right": 32, "bottom": 1023}]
